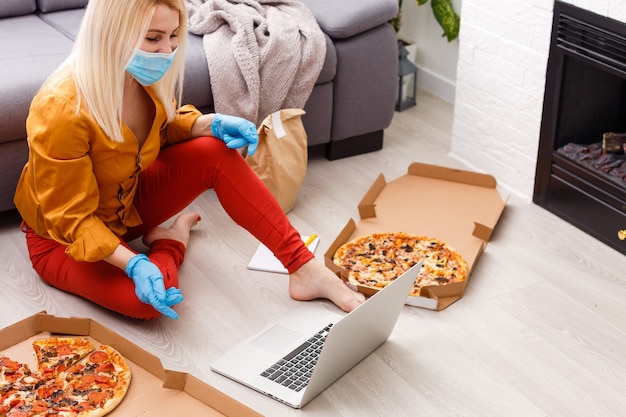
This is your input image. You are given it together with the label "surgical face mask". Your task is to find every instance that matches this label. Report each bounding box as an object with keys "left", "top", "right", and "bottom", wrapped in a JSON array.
[{"left": 126, "top": 48, "right": 177, "bottom": 86}]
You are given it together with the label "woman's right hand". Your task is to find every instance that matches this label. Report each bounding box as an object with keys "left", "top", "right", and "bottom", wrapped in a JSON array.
[{"left": 125, "top": 254, "right": 183, "bottom": 319}]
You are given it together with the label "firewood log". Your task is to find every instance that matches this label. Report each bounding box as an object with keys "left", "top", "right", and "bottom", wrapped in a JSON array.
[{"left": 602, "top": 132, "right": 626, "bottom": 154}]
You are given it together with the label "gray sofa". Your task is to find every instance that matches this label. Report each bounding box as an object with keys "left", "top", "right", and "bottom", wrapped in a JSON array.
[{"left": 0, "top": 0, "right": 399, "bottom": 212}]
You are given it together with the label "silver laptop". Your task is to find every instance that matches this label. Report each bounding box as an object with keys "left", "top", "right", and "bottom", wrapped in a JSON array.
[{"left": 210, "top": 262, "right": 420, "bottom": 408}]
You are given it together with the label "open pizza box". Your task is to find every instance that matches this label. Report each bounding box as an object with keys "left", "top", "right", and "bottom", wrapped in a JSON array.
[
  {"left": 0, "top": 312, "right": 262, "bottom": 417},
  {"left": 324, "top": 162, "right": 507, "bottom": 311}
]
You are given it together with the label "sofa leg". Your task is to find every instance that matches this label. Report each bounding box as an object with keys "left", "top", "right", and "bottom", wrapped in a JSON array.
[{"left": 324, "top": 130, "right": 384, "bottom": 160}]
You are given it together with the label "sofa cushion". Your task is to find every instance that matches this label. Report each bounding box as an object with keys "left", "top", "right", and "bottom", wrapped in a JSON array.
[
  {"left": 0, "top": 0, "right": 36, "bottom": 18},
  {"left": 0, "top": 14, "right": 74, "bottom": 144},
  {"left": 36, "top": 0, "right": 88, "bottom": 13},
  {"left": 37, "top": 8, "right": 85, "bottom": 39},
  {"left": 299, "top": 0, "right": 398, "bottom": 40}
]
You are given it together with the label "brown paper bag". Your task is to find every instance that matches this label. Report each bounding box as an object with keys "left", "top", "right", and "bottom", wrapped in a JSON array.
[{"left": 247, "top": 109, "right": 308, "bottom": 213}]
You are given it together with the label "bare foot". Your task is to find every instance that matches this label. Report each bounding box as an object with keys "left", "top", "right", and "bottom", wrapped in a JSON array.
[
  {"left": 289, "top": 259, "right": 366, "bottom": 312},
  {"left": 142, "top": 213, "right": 201, "bottom": 248}
]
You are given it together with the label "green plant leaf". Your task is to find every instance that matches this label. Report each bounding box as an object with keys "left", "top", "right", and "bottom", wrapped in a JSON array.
[
  {"left": 393, "top": 0, "right": 460, "bottom": 41},
  {"left": 429, "top": 0, "right": 460, "bottom": 42}
]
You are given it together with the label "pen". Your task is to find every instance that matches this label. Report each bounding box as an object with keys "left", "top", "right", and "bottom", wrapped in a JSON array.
[{"left": 304, "top": 234, "right": 317, "bottom": 247}]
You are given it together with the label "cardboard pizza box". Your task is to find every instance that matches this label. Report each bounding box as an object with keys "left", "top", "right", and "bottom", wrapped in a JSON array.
[
  {"left": 324, "top": 162, "right": 507, "bottom": 311},
  {"left": 0, "top": 312, "right": 262, "bottom": 417}
]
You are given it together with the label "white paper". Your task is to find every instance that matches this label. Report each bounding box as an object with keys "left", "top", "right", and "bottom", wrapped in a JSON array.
[{"left": 247, "top": 235, "right": 319, "bottom": 274}]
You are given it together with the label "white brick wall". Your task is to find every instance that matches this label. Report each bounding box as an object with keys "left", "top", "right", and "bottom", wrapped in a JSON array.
[{"left": 450, "top": 0, "right": 626, "bottom": 199}]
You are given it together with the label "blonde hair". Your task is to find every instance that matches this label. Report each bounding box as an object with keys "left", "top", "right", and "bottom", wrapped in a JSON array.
[{"left": 44, "top": 0, "right": 188, "bottom": 143}]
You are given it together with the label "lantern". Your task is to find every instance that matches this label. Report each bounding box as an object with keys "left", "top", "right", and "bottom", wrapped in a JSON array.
[{"left": 396, "top": 41, "right": 418, "bottom": 112}]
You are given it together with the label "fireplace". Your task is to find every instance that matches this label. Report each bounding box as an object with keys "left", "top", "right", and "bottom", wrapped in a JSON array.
[{"left": 533, "top": 1, "right": 626, "bottom": 255}]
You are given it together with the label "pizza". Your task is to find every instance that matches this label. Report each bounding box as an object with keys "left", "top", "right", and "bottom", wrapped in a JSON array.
[
  {"left": 0, "top": 337, "right": 131, "bottom": 417},
  {"left": 332, "top": 232, "right": 468, "bottom": 296}
]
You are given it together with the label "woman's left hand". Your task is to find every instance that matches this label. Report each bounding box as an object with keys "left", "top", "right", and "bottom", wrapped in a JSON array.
[{"left": 211, "top": 113, "right": 258, "bottom": 156}]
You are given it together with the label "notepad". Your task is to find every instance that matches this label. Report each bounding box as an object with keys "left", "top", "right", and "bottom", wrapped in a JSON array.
[{"left": 247, "top": 235, "right": 320, "bottom": 274}]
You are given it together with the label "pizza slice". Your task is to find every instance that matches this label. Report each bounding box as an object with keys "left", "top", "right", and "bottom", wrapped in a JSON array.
[
  {"left": 61, "top": 345, "right": 132, "bottom": 416},
  {"left": 1, "top": 354, "right": 37, "bottom": 388},
  {"left": 1, "top": 354, "right": 39, "bottom": 416},
  {"left": 32, "top": 337, "right": 95, "bottom": 379}
]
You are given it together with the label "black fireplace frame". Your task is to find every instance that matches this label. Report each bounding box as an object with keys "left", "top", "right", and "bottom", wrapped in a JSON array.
[{"left": 533, "top": 1, "right": 626, "bottom": 255}]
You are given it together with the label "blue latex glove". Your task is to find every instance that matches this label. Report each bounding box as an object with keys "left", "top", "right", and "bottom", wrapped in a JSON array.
[
  {"left": 211, "top": 113, "right": 258, "bottom": 156},
  {"left": 125, "top": 254, "right": 183, "bottom": 319}
]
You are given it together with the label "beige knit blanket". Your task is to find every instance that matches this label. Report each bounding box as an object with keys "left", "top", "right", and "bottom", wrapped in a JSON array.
[{"left": 186, "top": 0, "right": 326, "bottom": 125}]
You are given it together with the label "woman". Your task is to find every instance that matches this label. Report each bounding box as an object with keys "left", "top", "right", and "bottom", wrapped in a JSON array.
[{"left": 13, "top": 0, "right": 364, "bottom": 320}]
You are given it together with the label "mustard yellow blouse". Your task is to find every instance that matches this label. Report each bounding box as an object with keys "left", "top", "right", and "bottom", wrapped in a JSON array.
[{"left": 14, "top": 79, "right": 201, "bottom": 262}]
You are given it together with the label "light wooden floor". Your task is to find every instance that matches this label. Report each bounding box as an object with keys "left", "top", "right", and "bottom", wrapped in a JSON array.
[{"left": 1, "top": 90, "right": 625, "bottom": 416}]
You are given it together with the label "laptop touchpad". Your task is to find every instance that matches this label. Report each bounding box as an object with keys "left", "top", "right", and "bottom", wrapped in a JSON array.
[{"left": 251, "top": 325, "right": 302, "bottom": 354}]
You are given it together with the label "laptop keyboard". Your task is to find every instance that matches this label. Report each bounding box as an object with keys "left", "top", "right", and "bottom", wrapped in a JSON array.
[{"left": 260, "top": 323, "right": 334, "bottom": 392}]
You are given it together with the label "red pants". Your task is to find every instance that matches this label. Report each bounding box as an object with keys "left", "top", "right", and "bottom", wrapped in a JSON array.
[{"left": 23, "top": 137, "right": 313, "bottom": 319}]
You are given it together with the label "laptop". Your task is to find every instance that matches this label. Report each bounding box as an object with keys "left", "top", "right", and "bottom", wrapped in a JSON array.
[{"left": 210, "top": 262, "right": 420, "bottom": 408}]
